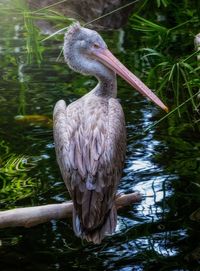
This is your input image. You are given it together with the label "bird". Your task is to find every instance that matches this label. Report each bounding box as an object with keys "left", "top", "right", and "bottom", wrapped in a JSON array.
[{"left": 53, "top": 22, "right": 168, "bottom": 244}]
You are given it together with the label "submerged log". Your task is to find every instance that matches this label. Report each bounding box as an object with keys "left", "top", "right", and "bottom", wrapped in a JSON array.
[{"left": 0, "top": 192, "right": 141, "bottom": 229}]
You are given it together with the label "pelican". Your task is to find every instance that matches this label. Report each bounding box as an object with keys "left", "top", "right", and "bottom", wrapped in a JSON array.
[{"left": 53, "top": 22, "right": 168, "bottom": 244}]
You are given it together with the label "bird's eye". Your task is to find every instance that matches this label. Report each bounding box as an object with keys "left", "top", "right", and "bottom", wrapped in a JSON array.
[{"left": 93, "top": 43, "right": 100, "bottom": 48}]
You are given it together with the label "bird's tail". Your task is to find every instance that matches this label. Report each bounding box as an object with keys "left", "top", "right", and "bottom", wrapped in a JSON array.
[{"left": 72, "top": 205, "right": 117, "bottom": 244}]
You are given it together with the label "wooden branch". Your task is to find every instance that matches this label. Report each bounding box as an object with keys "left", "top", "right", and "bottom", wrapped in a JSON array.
[{"left": 0, "top": 192, "right": 141, "bottom": 229}]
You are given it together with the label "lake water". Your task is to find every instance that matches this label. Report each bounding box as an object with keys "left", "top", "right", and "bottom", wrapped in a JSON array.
[{"left": 0, "top": 1, "right": 200, "bottom": 270}]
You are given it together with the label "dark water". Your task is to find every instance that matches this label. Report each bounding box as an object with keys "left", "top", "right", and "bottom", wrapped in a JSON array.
[{"left": 0, "top": 2, "right": 200, "bottom": 271}]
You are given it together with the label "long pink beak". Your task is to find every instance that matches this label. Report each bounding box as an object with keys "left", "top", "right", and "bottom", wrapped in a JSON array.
[{"left": 93, "top": 48, "right": 168, "bottom": 112}]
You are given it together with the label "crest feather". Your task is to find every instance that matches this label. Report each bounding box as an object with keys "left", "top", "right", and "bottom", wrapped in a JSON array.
[{"left": 65, "top": 22, "right": 81, "bottom": 39}]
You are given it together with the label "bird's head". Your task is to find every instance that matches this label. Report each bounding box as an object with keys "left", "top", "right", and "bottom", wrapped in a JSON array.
[
  {"left": 64, "top": 22, "right": 168, "bottom": 112},
  {"left": 64, "top": 22, "right": 109, "bottom": 77},
  {"left": 64, "top": 22, "right": 107, "bottom": 56}
]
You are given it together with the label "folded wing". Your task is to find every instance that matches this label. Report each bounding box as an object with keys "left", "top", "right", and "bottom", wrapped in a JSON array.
[{"left": 53, "top": 96, "right": 126, "bottom": 243}]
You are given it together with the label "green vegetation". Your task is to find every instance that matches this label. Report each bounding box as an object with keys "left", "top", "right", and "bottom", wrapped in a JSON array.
[
  {"left": 0, "top": 1, "right": 200, "bottom": 270},
  {"left": 0, "top": 141, "right": 39, "bottom": 209},
  {"left": 128, "top": 1, "right": 200, "bottom": 130},
  {"left": 0, "top": 0, "right": 199, "bottom": 205},
  {"left": 0, "top": 0, "right": 199, "bottom": 211},
  {"left": 1, "top": 1, "right": 199, "bottom": 130},
  {"left": 8, "top": 0, "right": 200, "bottom": 130}
]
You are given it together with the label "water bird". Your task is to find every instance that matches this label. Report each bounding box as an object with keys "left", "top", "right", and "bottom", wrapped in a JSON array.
[{"left": 53, "top": 22, "right": 168, "bottom": 244}]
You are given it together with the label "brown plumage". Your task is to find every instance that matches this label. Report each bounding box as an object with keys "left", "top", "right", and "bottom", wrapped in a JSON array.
[{"left": 53, "top": 22, "right": 168, "bottom": 244}]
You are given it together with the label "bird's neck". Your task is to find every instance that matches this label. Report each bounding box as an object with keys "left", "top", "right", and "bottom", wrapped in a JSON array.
[
  {"left": 92, "top": 69, "right": 117, "bottom": 98},
  {"left": 65, "top": 46, "right": 117, "bottom": 98}
]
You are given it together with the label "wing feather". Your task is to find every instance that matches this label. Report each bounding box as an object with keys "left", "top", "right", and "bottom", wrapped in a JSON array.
[{"left": 53, "top": 95, "right": 126, "bottom": 240}]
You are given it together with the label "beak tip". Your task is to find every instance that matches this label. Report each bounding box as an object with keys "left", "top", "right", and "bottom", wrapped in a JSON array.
[{"left": 164, "top": 106, "right": 169, "bottom": 113}]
